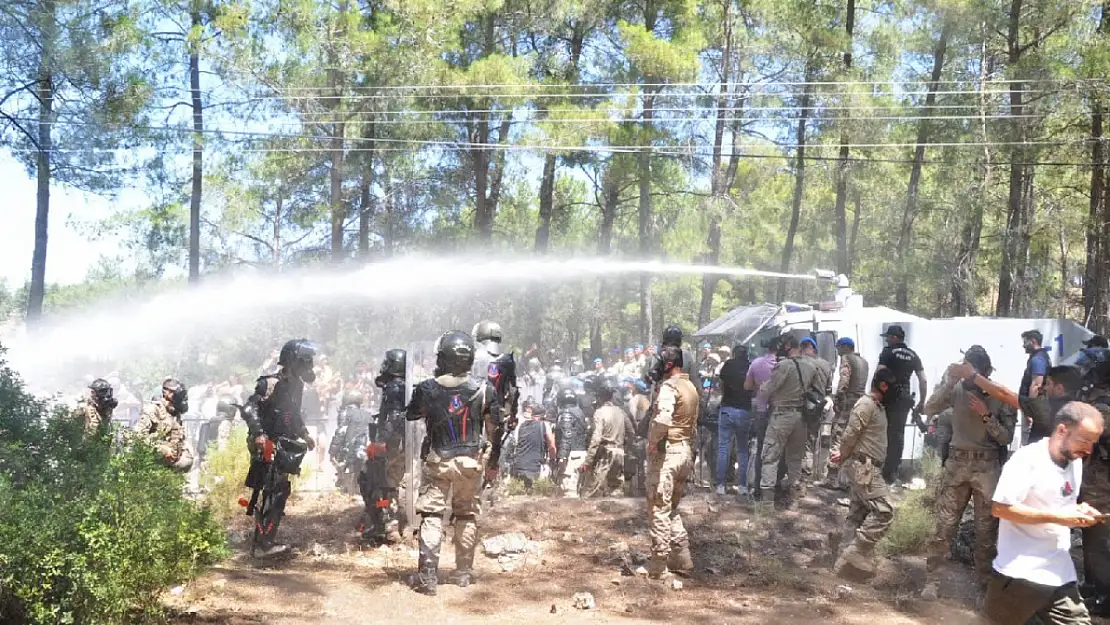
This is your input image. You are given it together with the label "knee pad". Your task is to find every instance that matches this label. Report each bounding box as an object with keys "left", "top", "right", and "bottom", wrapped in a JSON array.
[{"left": 452, "top": 513, "right": 477, "bottom": 522}]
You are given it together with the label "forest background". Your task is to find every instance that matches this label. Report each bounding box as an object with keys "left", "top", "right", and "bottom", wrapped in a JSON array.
[{"left": 3, "top": 0, "right": 1109, "bottom": 383}]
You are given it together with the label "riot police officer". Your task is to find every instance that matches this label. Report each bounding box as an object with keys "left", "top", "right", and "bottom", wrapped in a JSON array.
[
  {"left": 553, "top": 385, "right": 589, "bottom": 496},
  {"left": 366, "top": 348, "right": 408, "bottom": 544},
  {"left": 408, "top": 331, "right": 499, "bottom": 595},
  {"left": 329, "top": 389, "right": 369, "bottom": 496},
  {"left": 471, "top": 320, "right": 518, "bottom": 479},
  {"left": 242, "top": 339, "right": 318, "bottom": 558},
  {"left": 79, "top": 378, "right": 118, "bottom": 435}
]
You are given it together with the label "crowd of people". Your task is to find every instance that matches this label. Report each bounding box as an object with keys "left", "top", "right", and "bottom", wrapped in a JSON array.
[{"left": 67, "top": 320, "right": 1110, "bottom": 624}]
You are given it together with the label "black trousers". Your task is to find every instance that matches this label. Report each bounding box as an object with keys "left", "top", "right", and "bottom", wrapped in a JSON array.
[{"left": 883, "top": 396, "right": 913, "bottom": 483}]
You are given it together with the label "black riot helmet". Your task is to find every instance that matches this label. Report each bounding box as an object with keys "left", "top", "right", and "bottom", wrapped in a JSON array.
[
  {"left": 341, "top": 388, "right": 364, "bottom": 407},
  {"left": 435, "top": 330, "right": 476, "bottom": 377},
  {"left": 279, "top": 339, "right": 317, "bottom": 384},
  {"left": 89, "top": 378, "right": 118, "bottom": 412},
  {"left": 216, "top": 395, "right": 238, "bottom": 419},
  {"left": 472, "top": 320, "right": 503, "bottom": 344},
  {"left": 557, "top": 386, "right": 579, "bottom": 407},
  {"left": 376, "top": 348, "right": 407, "bottom": 387},
  {"left": 162, "top": 378, "right": 189, "bottom": 415},
  {"left": 592, "top": 374, "right": 621, "bottom": 404},
  {"left": 661, "top": 326, "right": 683, "bottom": 347}
]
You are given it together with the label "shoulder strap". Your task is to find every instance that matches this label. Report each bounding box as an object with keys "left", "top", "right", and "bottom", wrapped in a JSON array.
[{"left": 793, "top": 358, "right": 818, "bottom": 392}]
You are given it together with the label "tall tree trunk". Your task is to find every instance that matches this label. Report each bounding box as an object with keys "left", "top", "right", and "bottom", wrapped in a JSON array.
[
  {"left": 1086, "top": 104, "right": 1104, "bottom": 326},
  {"left": 849, "top": 188, "right": 862, "bottom": 273},
  {"left": 638, "top": 90, "right": 655, "bottom": 345},
  {"left": 598, "top": 170, "right": 619, "bottom": 255},
  {"left": 635, "top": 0, "right": 658, "bottom": 345},
  {"left": 27, "top": 0, "right": 56, "bottom": 324},
  {"left": 358, "top": 121, "right": 375, "bottom": 261},
  {"left": 997, "top": 0, "right": 1025, "bottom": 316},
  {"left": 832, "top": 0, "right": 856, "bottom": 277},
  {"left": 896, "top": 20, "right": 950, "bottom": 310},
  {"left": 383, "top": 167, "right": 394, "bottom": 257},
  {"left": 327, "top": 25, "right": 346, "bottom": 264},
  {"left": 777, "top": 61, "right": 815, "bottom": 302},
  {"left": 187, "top": 9, "right": 203, "bottom": 285},
  {"left": 592, "top": 168, "right": 620, "bottom": 364},
  {"left": 953, "top": 34, "right": 992, "bottom": 316},
  {"left": 1086, "top": 2, "right": 1110, "bottom": 330},
  {"left": 697, "top": 0, "right": 734, "bottom": 329},
  {"left": 273, "top": 193, "right": 282, "bottom": 268},
  {"left": 535, "top": 154, "right": 556, "bottom": 252},
  {"left": 532, "top": 25, "right": 584, "bottom": 255}
]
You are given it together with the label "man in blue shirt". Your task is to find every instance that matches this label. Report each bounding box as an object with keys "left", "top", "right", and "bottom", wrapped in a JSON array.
[{"left": 1021, "top": 330, "right": 1051, "bottom": 444}]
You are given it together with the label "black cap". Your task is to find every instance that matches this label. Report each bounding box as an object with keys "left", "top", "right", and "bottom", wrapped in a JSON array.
[
  {"left": 1084, "top": 335, "right": 1109, "bottom": 348},
  {"left": 881, "top": 325, "right": 905, "bottom": 339}
]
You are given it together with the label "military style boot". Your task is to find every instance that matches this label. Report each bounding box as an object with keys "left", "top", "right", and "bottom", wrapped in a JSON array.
[
  {"left": 646, "top": 553, "right": 670, "bottom": 579},
  {"left": 834, "top": 540, "right": 876, "bottom": 580},
  {"left": 413, "top": 553, "right": 439, "bottom": 596},
  {"left": 752, "top": 487, "right": 775, "bottom": 514},
  {"left": 668, "top": 545, "right": 694, "bottom": 577}
]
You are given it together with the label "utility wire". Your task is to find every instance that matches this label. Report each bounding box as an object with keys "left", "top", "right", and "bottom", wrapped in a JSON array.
[
  {"left": 212, "top": 76, "right": 1101, "bottom": 91},
  {"left": 8, "top": 116, "right": 1084, "bottom": 151},
  {"left": 213, "top": 86, "right": 1069, "bottom": 101}
]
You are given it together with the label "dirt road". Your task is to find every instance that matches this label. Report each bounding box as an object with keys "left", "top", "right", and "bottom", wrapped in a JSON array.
[{"left": 168, "top": 488, "right": 983, "bottom": 624}]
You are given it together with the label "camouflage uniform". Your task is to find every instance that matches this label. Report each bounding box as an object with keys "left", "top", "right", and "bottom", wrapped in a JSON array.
[
  {"left": 1080, "top": 392, "right": 1110, "bottom": 597},
  {"left": 831, "top": 395, "right": 892, "bottom": 575},
  {"left": 804, "top": 354, "right": 833, "bottom": 479},
  {"left": 828, "top": 353, "right": 869, "bottom": 484},
  {"left": 645, "top": 373, "right": 699, "bottom": 577},
  {"left": 134, "top": 398, "right": 193, "bottom": 471},
  {"left": 759, "top": 356, "right": 818, "bottom": 505},
  {"left": 923, "top": 378, "right": 1016, "bottom": 582},
  {"left": 582, "top": 403, "right": 635, "bottom": 498},
  {"left": 77, "top": 399, "right": 107, "bottom": 435}
]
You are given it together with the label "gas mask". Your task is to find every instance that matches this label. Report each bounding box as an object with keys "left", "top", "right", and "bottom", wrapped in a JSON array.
[
  {"left": 164, "top": 384, "right": 189, "bottom": 415},
  {"left": 294, "top": 359, "right": 316, "bottom": 384},
  {"left": 95, "top": 388, "right": 119, "bottom": 412},
  {"left": 89, "top": 379, "right": 118, "bottom": 412},
  {"left": 279, "top": 339, "right": 318, "bottom": 384}
]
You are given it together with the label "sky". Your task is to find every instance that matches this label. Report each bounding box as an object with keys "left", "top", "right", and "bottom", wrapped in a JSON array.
[{"left": 0, "top": 151, "right": 126, "bottom": 287}]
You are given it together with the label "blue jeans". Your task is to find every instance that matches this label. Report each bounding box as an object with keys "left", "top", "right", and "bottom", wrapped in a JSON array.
[{"left": 717, "top": 406, "right": 752, "bottom": 487}]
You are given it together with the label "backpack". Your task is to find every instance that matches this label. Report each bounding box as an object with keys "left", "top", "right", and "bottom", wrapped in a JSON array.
[{"left": 792, "top": 358, "right": 825, "bottom": 421}]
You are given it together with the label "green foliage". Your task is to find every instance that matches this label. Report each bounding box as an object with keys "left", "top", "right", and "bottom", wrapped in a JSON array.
[
  {"left": 504, "top": 476, "right": 559, "bottom": 497},
  {"left": 0, "top": 348, "right": 227, "bottom": 625},
  {"left": 198, "top": 424, "right": 252, "bottom": 524},
  {"left": 878, "top": 451, "right": 943, "bottom": 557},
  {"left": 12, "top": 0, "right": 1110, "bottom": 360}
]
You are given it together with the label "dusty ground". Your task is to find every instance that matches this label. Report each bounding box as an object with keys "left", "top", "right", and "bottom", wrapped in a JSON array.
[{"left": 167, "top": 486, "right": 987, "bottom": 625}]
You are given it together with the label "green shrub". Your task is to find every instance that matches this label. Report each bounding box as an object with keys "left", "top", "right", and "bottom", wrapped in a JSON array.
[
  {"left": 879, "top": 450, "right": 942, "bottom": 557},
  {"left": 0, "top": 347, "right": 227, "bottom": 624},
  {"left": 198, "top": 425, "right": 253, "bottom": 524}
]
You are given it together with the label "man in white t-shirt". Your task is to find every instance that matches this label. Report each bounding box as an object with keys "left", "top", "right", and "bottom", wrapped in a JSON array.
[{"left": 982, "top": 401, "right": 1105, "bottom": 624}]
